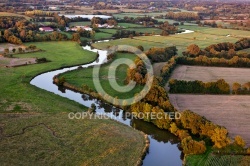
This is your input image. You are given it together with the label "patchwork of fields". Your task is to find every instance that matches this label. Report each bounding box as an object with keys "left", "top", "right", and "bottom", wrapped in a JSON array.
[
  {"left": 168, "top": 65, "right": 250, "bottom": 146},
  {"left": 169, "top": 94, "right": 250, "bottom": 146},
  {"left": 92, "top": 27, "right": 248, "bottom": 54}
]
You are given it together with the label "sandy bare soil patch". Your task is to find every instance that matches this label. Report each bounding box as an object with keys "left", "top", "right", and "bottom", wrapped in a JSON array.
[
  {"left": 0, "top": 43, "right": 26, "bottom": 53},
  {"left": 170, "top": 65, "right": 250, "bottom": 85},
  {"left": 0, "top": 56, "right": 36, "bottom": 67},
  {"left": 169, "top": 94, "right": 250, "bottom": 146}
]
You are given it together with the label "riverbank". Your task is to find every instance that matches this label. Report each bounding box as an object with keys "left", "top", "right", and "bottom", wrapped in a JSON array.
[{"left": 0, "top": 41, "right": 147, "bottom": 165}]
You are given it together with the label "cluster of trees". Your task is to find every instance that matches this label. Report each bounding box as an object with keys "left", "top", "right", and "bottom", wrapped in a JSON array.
[
  {"left": 177, "top": 56, "right": 250, "bottom": 68},
  {"left": 169, "top": 79, "right": 230, "bottom": 94},
  {"left": 159, "top": 21, "right": 179, "bottom": 35},
  {"left": 0, "top": 16, "right": 38, "bottom": 44},
  {"left": 0, "top": 13, "right": 71, "bottom": 44},
  {"left": 180, "top": 110, "right": 231, "bottom": 149},
  {"left": 118, "top": 16, "right": 158, "bottom": 25},
  {"left": 93, "top": 2, "right": 119, "bottom": 10},
  {"left": 165, "top": 12, "right": 200, "bottom": 21},
  {"left": 232, "top": 82, "right": 250, "bottom": 95},
  {"left": 145, "top": 46, "right": 177, "bottom": 63},
  {"left": 25, "top": 10, "right": 69, "bottom": 27},
  {"left": 91, "top": 17, "right": 117, "bottom": 27},
  {"left": 126, "top": 57, "right": 148, "bottom": 84},
  {"left": 183, "top": 38, "right": 250, "bottom": 59},
  {"left": 25, "top": 10, "right": 54, "bottom": 17},
  {"left": 112, "top": 30, "right": 138, "bottom": 39}
]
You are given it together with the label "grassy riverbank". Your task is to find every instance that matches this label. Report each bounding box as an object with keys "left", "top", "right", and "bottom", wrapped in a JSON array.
[
  {"left": 61, "top": 52, "right": 144, "bottom": 99},
  {"left": 0, "top": 41, "right": 146, "bottom": 165}
]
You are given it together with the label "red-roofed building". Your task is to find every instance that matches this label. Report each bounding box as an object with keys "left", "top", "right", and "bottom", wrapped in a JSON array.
[{"left": 39, "top": 27, "right": 54, "bottom": 32}]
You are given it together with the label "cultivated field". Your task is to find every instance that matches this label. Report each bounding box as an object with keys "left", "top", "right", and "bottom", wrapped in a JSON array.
[
  {"left": 169, "top": 94, "right": 250, "bottom": 146},
  {"left": 0, "top": 12, "right": 31, "bottom": 20},
  {"left": 169, "top": 65, "right": 250, "bottom": 85},
  {"left": 0, "top": 56, "right": 36, "bottom": 67}
]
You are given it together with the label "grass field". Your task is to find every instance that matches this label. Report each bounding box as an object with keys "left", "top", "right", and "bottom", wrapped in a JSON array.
[
  {"left": 92, "top": 28, "right": 242, "bottom": 54},
  {"left": 99, "top": 29, "right": 117, "bottom": 34},
  {"left": 186, "top": 147, "right": 250, "bottom": 166},
  {"left": 0, "top": 12, "right": 31, "bottom": 20},
  {"left": 60, "top": 31, "right": 114, "bottom": 41},
  {"left": 69, "top": 21, "right": 91, "bottom": 27},
  {"left": 0, "top": 41, "right": 145, "bottom": 165},
  {"left": 118, "top": 23, "right": 144, "bottom": 28},
  {"left": 61, "top": 53, "right": 144, "bottom": 99},
  {"left": 113, "top": 11, "right": 191, "bottom": 19},
  {"left": 0, "top": 113, "right": 145, "bottom": 165},
  {"left": 169, "top": 65, "right": 250, "bottom": 86},
  {"left": 169, "top": 94, "right": 250, "bottom": 146}
]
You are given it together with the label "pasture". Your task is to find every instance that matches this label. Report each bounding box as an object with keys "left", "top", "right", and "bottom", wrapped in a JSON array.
[
  {"left": 61, "top": 53, "right": 144, "bottom": 99},
  {"left": 0, "top": 41, "right": 145, "bottom": 165},
  {"left": 92, "top": 28, "right": 242, "bottom": 54}
]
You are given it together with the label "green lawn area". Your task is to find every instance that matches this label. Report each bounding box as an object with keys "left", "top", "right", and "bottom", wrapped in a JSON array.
[
  {"left": 95, "top": 32, "right": 114, "bottom": 40},
  {"left": 118, "top": 23, "right": 144, "bottom": 28},
  {"left": 92, "top": 37, "right": 164, "bottom": 51},
  {"left": 0, "top": 41, "right": 145, "bottom": 165},
  {"left": 100, "top": 29, "right": 118, "bottom": 34},
  {"left": 93, "top": 27, "right": 246, "bottom": 55},
  {"left": 61, "top": 53, "right": 144, "bottom": 99},
  {"left": 127, "top": 27, "right": 162, "bottom": 35},
  {"left": 69, "top": 21, "right": 91, "bottom": 27}
]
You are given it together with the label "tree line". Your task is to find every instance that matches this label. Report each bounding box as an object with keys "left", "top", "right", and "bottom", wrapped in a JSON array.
[
  {"left": 183, "top": 38, "right": 250, "bottom": 59},
  {"left": 169, "top": 79, "right": 230, "bottom": 94},
  {"left": 165, "top": 12, "right": 200, "bottom": 21},
  {"left": 177, "top": 56, "right": 250, "bottom": 68},
  {"left": 232, "top": 82, "right": 250, "bottom": 95}
]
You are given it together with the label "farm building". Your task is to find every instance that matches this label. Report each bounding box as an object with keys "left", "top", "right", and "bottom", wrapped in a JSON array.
[{"left": 39, "top": 27, "right": 54, "bottom": 32}]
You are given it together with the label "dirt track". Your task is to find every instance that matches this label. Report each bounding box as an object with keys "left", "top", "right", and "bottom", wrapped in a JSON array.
[{"left": 169, "top": 94, "right": 250, "bottom": 146}]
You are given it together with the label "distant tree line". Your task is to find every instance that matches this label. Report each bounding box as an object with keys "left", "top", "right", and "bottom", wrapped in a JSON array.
[
  {"left": 165, "top": 12, "right": 200, "bottom": 21},
  {"left": 169, "top": 79, "right": 230, "bottom": 94},
  {"left": 177, "top": 56, "right": 250, "bottom": 68},
  {"left": 118, "top": 16, "right": 158, "bottom": 25},
  {"left": 183, "top": 38, "right": 250, "bottom": 59}
]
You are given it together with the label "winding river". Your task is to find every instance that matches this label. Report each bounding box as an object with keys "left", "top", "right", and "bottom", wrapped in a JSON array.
[{"left": 30, "top": 36, "right": 191, "bottom": 165}]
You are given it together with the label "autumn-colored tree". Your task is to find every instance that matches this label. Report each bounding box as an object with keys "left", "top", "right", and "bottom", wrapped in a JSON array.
[
  {"left": 234, "top": 135, "right": 246, "bottom": 148},
  {"left": 72, "top": 33, "right": 80, "bottom": 42},
  {"left": 232, "top": 82, "right": 241, "bottom": 94},
  {"left": 137, "top": 45, "right": 144, "bottom": 52},
  {"left": 181, "top": 136, "right": 206, "bottom": 155},
  {"left": 186, "top": 44, "right": 201, "bottom": 57}
]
